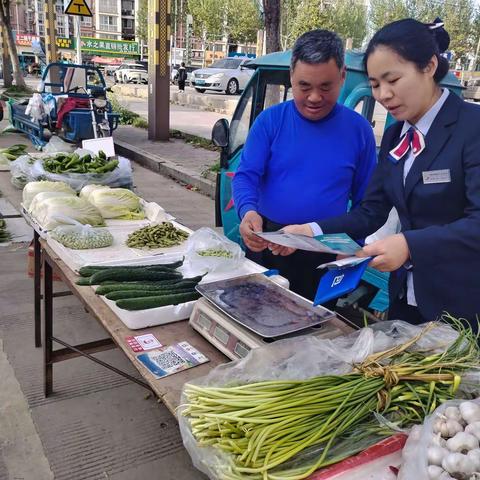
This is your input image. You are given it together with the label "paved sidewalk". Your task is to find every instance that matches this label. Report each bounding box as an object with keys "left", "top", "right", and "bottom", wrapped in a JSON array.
[
  {"left": 0, "top": 125, "right": 214, "bottom": 480},
  {"left": 114, "top": 125, "right": 219, "bottom": 199}
]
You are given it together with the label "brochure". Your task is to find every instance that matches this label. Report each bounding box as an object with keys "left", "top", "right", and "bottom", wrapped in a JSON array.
[
  {"left": 137, "top": 341, "right": 209, "bottom": 379},
  {"left": 314, "top": 259, "right": 371, "bottom": 306},
  {"left": 317, "top": 256, "right": 372, "bottom": 270},
  {"left": 254, "top": 231, "right": 361, "bottom": 255}
]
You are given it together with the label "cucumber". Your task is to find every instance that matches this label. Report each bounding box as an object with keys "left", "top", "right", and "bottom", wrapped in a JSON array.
[
  {"left": 105, "top": 287, "right": 195, "bottom": 301},
  {"left": 89, "top": 269, "right": 182, "bottom": 285},
  {"left": 76, "top": 276, "right": 93, "bottom": 286},
  {"left": 116, "top": 291, "right": 201, "bottom": 311},
  {"left": 78, "top": 259, "right": 184, "bottom": 277},
  {"left": 79, "top": 265, "right": 176, "bottom": 278},
  {"left": 96, "top": 279, "right": 200, "bottom": 296}
]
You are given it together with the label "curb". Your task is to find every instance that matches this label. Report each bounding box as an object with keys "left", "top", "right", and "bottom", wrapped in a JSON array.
[
  {"left": 114, "top": 139, "right": 216, "bottom": 199},
  {"left": 111, "top": 85, "right": 237, "bottom": 115}
]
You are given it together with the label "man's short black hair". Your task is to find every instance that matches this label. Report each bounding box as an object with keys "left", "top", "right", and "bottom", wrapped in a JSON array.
[{"left": 291, "top": 30, "right": 344, "bottom": 71}]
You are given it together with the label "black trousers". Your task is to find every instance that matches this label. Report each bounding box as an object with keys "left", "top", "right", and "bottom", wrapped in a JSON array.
[
  {"left": 246, "top": 217, "right": 335, "bottom": 302},
  {"left": 178, "top": 80, "right": 186, "bottom": 91}
]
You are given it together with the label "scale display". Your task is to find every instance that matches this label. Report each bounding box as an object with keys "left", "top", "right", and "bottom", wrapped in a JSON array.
[{"left": 196, "top": 274, "right": 334, "bottom": 338}]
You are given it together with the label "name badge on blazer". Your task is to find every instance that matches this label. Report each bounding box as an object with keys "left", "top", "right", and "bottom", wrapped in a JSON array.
[{"left": 422, "top": 169, "right": 451, "bottom": 184}]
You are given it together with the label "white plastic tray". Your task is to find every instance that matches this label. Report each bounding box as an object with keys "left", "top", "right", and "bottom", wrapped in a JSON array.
[
  {"left": 46, "top": 220, "right": 192, "bottom": 273},
  {"left": 90, "top": 258, "right": 267, "bottom": 330}
]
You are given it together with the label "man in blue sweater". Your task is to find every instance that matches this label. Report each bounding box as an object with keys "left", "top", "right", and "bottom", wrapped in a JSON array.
[{"left": 232, "top": 29, "right": 377, "bottom": 300}]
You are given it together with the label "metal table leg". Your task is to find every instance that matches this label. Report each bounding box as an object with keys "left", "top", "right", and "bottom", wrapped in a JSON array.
[
  {"left": 43, "top": 254, "right": 53, "bottom": 396},
  {"left": 34, "top": 231, "right": 42, "bottom": 348}
]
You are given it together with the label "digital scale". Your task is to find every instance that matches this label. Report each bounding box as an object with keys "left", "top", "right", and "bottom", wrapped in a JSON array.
[{"left": 189, "top": 273, "right": 354, "bottom": 360}]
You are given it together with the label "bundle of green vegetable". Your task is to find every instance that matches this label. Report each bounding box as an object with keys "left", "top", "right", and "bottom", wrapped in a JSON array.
[
  {"left": 76, "top": 259, "right": 202, "bottom": 310},
  {"left": 0, "top": 144, "right": 28, "bottom": 162},
  {"left": 182, "top": 317, "right": 480, "bottom": 480},
  {"left": 0, "top": 218, "right": 10, "bottom": 243},
  {"left": 42, "top": 150, "right": 118, "bottom": 174},
  {"left": 126, "top": 223, "right": 189, "bottom": 249}
]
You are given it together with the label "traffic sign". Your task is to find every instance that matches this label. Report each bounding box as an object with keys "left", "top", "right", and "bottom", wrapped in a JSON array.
[{"left": 64, "top": 0, "right": 92, "bottom": 17}]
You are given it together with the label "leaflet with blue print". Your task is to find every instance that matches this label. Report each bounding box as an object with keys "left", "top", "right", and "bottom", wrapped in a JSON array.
[
  {"left": 254, "top": 231, "right": 361, "bottom": 255},
  {"left": 137, "top": 341, "right": 209, "bottom": 379}
]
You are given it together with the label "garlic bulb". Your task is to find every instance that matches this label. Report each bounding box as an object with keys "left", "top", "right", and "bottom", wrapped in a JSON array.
[
  {"left": 446, "top": 432, "right": 479, "bottom": 453},
  {"left": 445, "top": 406, "right": 465, "bottom": 425},
  {"left": 427, "top": 465, "right": 445, "bottom": 479},
  {"left": 428, "top": 446, "right": 450, "bottom": 466},
  {"left": 442, "top": 452, "right": 476, "bottom": 478},
  {"left": 431, "top": 433, "right": 448, "bottom": 448},
  {"left": 460, "top": 402, "right": 480, "bottom": 425},
  {"left": 446, "top": 420, "right": 464, "bottom": 437},
  {"left": 467, "top": 448, "right": 480, "bottom": 470},
  {"left": 466, "top": 422, "right": 480, "bottom": 441}
]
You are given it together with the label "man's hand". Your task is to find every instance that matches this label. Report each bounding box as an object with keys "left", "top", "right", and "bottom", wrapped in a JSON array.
[
  {"left": 282, "top": 224, "right": 314, "bottom": 237},
  {"left": 266, "top": 223, "right": 314, "bottom": 256},
  {"left": 239, "top": 210, "right": 267, "bottom": 252},
  {"left": 356, "top": 233, "right": 410, "bottom": 272}
]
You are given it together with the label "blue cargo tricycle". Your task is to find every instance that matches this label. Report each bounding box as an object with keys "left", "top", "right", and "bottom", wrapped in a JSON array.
[{"left": 7, "top": 63, "right": 119, "bottom": 148}]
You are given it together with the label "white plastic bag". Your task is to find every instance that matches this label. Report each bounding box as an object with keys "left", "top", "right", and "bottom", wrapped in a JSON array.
[
  {"left": 30, "top": 155, "right": 133, "bottom": 191},
  {"left": 10, "top": 154, "right": 36, "bottom": 188},
  {"left": 25, "top": 93, "right": 45, "bottom": 122},
  {"left": 398, "top": 398, "right": 480, "bottom": 480},
  {"left": 50, "top": 220, "right": 113, "bottom": 250},
  {"left": 178, "top": 321, "right": 461, "bottom": 480},
  {"left": 31, "top": 197, "right": 104, "bottom": 230},
  {"left": 42, "top": 135, "right": 76, "bottom": 154},
  {"left": 185, "top": 227, "right": 244, "bottom": 274}
]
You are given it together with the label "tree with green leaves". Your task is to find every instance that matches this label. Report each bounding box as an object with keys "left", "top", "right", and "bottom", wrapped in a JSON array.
[
  {"left": 187, "top": 0, "right": 261, "bottom": 45},
  {"left": 136, "top": 0, "right": 148, "bottom": 44},
  {"left": 286, "top": 0, "right": 367, "bottom": 49},
  {"left": 368, "top": 0, "right": 476, "bottom": 68},
  {"left": 0, "top": 0, "right": 26, "bottom": 88},
  {"left": 368, "top": 0, "right": 409, "bottom": 32},
  {"left": 187, "top": 0, "right": 224, "bottom": 40},
  {"left": 227, "top": 0, "right": 261, "bottom": 44}
]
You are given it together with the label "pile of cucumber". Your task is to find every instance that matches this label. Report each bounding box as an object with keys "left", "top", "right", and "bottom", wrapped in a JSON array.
[{"left": 76, "top": 259, "right": 202, "bottom": 311}]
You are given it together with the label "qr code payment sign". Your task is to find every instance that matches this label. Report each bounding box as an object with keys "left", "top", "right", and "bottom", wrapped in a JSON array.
[
  {"left": 150, "top": 349, "right": 186, "bottom": 373},
  {"left": 136, "top": 342, "right": 208, "bottom": 379}
]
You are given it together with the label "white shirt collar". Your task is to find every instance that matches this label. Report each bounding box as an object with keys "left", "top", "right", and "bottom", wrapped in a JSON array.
[{"left": 401, "top": 88, "right": 450, "bottom": 137}]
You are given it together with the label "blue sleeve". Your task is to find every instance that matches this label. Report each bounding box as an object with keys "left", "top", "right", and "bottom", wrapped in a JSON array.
[
  {"left": 350, "top": 122, "right": 377, "bottom": 208},
  {"left": 232, "top": 110, "right": 272, "bottom": 220}
]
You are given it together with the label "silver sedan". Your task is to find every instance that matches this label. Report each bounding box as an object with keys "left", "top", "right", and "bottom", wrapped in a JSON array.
[{"left": 191, "top": 58, "right": 254, "bottom": 95}]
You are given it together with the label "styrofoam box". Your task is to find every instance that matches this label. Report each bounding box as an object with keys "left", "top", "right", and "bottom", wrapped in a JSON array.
[{"left": 91, "top": 258, "right": 267, "bottom": 330}]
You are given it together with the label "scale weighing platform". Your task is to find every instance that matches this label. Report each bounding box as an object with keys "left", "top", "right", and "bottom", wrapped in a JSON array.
[{"left": 189, "top": 273, "right": 354, "bottom": 360}]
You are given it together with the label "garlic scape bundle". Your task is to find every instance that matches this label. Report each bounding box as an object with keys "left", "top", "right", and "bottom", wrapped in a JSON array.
[{"left": 182, "top": 316, "right": 480, "bottom": 480}]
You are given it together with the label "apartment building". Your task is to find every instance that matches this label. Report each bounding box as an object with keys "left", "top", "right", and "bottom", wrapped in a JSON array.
[{"left": 95, "top": 0, "right": 139, "bottom": 41}]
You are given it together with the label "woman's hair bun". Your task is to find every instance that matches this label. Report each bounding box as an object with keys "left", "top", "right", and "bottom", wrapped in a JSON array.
[{"left": 426, "top": 17, "right": 450, "bottom": 53}]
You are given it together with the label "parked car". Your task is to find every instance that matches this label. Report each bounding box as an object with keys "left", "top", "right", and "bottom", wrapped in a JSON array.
[
  {"left": 464, "top": 78, "right": 480, "bottom": 101},
  {"left": 104, "top": 64, "right": 121, "bottom": 76},
  {"left": 171, "top": 65, "right": 195, "bottom": 86},
  {"left": 114, "top": 63, "right": 148, "bottom": 84},
  {"left": 191, "top": 57, "right": 254, "bottom": 95}
]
